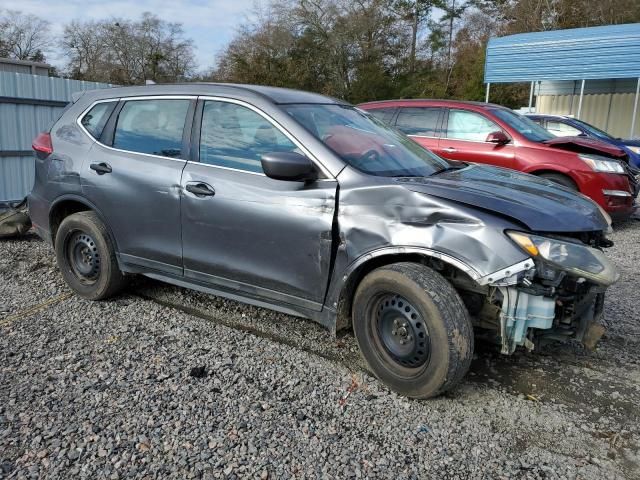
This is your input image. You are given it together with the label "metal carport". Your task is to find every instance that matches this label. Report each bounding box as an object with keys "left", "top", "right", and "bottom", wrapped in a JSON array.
[{"left": 484, "top": 23, "right": 640, "bottom": 137}]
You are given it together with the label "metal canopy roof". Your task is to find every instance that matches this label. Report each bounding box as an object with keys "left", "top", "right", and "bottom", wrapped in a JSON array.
[{"left": 484, "top": 23, "right": 640, "bottom": 83}]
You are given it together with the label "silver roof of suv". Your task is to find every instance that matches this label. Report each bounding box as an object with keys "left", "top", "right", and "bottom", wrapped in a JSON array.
[{"left": 75, "top": 82, "right": 348, "bottom": 106}]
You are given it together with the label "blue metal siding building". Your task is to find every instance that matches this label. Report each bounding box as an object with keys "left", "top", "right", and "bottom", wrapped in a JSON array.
[
  {"left": 485, "top": 23, "right": 640, "bottom": 83},
  {"left": 484, "top": 24, "right": 640, "bottom": 137},
  {"left": 0, "top": 68, "right": 113, "bottom": 203}
]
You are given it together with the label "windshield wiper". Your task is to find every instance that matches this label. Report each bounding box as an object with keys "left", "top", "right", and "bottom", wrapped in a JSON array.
[{"left": 430, "top": 162, "right": 468, "bottom": 176}]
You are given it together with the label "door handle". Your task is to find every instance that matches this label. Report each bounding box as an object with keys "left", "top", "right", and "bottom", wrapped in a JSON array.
[
  {"left": 186, "top": 183, "right": 215, "bottom": 197},
  {"left": 443, "top": 147, "right": 457, "bottom": 153},
  {"left": 90, "top": 162, "right": 112, "bottom": 175}
]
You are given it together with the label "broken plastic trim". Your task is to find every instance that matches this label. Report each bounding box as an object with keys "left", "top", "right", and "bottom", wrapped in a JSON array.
[{"left": 477, "top": 259, "right": 535, "bottom": 286}]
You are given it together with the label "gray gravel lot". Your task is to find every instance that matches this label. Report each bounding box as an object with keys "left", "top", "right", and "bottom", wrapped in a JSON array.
[{"left": 1, "top": 222, "right": 639, "bottom": 479}]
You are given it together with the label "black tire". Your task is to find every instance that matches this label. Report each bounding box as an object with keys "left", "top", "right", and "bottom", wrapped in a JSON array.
[
  {"left": 352, "top": 262, "right": 473, "bottom": 399},
  {"left": 538, "top": 172, "right": 578, "bottom": 191},
  {"left": 54, "top": 211, "right": 126, "bottom": 300}
]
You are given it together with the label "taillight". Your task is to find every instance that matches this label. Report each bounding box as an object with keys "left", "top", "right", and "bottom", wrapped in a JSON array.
[{"left": 32, "top": 132, "right": 53, "bottom": 155}]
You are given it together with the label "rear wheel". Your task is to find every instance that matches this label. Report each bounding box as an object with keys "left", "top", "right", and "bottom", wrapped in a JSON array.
[
  {"left": 55, "top": 211, "right": 126, "bottom": 300},
  {"left": 352, "top": 262, "right": 473, "bottom": 399},
  {"left": 538, "top": 172, "right": 578, "bottom": 191}
]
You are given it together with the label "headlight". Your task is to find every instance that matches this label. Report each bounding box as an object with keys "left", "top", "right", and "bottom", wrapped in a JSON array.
[
  {"left": 579, "top": 153, "right": 625, "bottom": 174},
  {"left": 627, "top": 145, "right": 640, "bottom": 154},
  {"left": 507, "top": 231, "right": 619, "bottom": 286}
]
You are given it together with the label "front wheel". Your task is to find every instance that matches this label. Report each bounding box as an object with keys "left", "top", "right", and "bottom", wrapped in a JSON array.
[
  {"left": 352, "top": 263, "right": 473, "bottom": 399},
  {"left": 538, "top": 172, "right": 578, "bottom": 191},
  {"left": 55, "top": 211, "right": 126, "bottom": 300}
]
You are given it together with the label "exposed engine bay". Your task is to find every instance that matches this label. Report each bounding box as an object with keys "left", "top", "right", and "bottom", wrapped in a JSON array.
[{"left": 424, "top": 230, "right": 615, "bottom": 355}]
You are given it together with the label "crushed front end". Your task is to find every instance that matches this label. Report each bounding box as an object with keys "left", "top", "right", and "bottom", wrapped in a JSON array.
[{"left": 451, "top": 229, "right": 618, "bottom": 354}]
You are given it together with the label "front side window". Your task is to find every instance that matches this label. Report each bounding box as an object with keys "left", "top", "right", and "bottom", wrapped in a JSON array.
[
  {"left": 113, "top": 99, "right": 190, "bottom": 157},
  {"left": 283, "top": 104, "right": 449, "bottom": 177},
  {"left": 396, "top": 107, "right": 442, "bottom": 137},
  {"left": 446, "top": 109, "right": 500, "bottom": 142},
  {"left": 81, "top": 102, "right": 116, "bottom": 139},
  {"left": 546, "top": 120, "right": 582, "bottom": 137},
  {"left": 199, "top": 100, "right": 298, "bottom": 173}
]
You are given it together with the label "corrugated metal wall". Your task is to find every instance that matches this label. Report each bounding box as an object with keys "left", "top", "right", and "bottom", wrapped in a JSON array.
[
  {"left": 536, "top": 93, "right": 640, "bottom": 139},
  {"left": 485, "top": 23, "right": 640, "bottom": 83},
  {"left": 537, "top": 79, "right": 639, "bottom": 96},
  {"left": 0, "top": 72, "right": 113, "bottom": 203}
]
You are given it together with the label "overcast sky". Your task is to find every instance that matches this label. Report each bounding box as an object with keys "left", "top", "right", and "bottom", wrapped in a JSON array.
[{"left": 2, "top": 0, "right": 258, "bottom": 71}]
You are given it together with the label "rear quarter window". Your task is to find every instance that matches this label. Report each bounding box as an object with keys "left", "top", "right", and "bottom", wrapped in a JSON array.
[{"left": 80, "top": 102, "right": 117, "bottom": 139}]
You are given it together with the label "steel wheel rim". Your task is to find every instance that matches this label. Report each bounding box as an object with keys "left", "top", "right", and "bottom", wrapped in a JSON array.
[
  {"left": 65, "top": 230, "right": 101, "bottom": 284},
  {"left": 374, "top": 294, "right": 431, "bottom": 368}
]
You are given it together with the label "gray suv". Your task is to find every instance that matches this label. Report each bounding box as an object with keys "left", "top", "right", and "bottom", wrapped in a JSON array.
[{"left": 29, "top": 84, "right": 618, "bottom": 398}]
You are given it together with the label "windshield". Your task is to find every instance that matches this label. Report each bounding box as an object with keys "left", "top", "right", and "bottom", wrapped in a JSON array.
[
  {"left": 572, "top": 119, "right": 615, "bottom": 141},
  {"left": 283, "top": 104, "right": 449, "bottom": 177},
  {"left": 491, "top": 109, "right": 555, "bottom": 142}
]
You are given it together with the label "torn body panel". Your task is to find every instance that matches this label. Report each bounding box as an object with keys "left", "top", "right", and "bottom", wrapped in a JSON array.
[{"left": 326, "top": 167, "right": 532, "bottom": 331}]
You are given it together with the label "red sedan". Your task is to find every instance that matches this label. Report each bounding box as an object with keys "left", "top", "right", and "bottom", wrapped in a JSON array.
[{"left": 359, "top": 99, "right": 638, "bottom": 220}]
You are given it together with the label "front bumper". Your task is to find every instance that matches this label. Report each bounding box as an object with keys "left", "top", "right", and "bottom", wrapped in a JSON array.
[{"left": 575, "top": 170, "right": 637, "bottom": 219}]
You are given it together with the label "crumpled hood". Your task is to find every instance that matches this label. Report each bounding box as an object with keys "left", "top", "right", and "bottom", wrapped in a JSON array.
[
  {"left": 543, "top": 136, "right": 626, "bottom": 158},
  {"left": 397, "top": 164, "right": 609, "bottom": 232}
]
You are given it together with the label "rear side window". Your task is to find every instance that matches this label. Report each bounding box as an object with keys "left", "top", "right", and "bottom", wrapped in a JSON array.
[
  {"left": 113, "top": 99, "right": 190, "bottom": 158},
  {"left": 446, "top": 109, "right": 500, "bottom": 141},
  {"left": 199, "top": 100, "right": 298, "bottom": 173},
  {"left": 368, "top": 108, "right": 396, "bottom": 124},
  {"left": 396, "top": 107, "right": 442, "bottom": 136},
  {"left": 81, "top": 102, "right": 116, "bottom": 139}
]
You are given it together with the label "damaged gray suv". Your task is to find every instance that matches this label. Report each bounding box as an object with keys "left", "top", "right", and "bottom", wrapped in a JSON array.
[{"left": 29, "top": 84, "right": 619, "bottom": 398}]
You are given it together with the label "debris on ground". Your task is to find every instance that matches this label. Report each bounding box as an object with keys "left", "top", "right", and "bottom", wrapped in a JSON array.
[{"left": 0, "top": 198, "right": 31, "bottom": 238}]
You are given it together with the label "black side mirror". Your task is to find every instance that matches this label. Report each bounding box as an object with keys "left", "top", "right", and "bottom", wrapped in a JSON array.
[
  {"left": 261, "top": 152, "right": 317, "bottom": 182},
  {"left": 486, "top": 131, "right": 510, "bottom": 145}
]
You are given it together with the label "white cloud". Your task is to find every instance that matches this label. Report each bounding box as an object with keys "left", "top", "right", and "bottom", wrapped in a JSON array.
[{"left": 1, "top": 0, "right": 259, "bottom": 70}]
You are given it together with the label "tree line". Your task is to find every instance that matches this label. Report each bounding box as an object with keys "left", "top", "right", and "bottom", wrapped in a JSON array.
[
  {"left": 208, "top": 0, "right": 640, "bottom": 106},
  {"left": 1, "top": 1, "right": 639, "bottom": 105}
]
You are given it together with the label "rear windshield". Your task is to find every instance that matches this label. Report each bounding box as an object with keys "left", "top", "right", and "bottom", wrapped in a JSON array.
[
  {"left": 283, "top": 104, "right": 449, "bottom": 177},
  {"left": 572, "top": 119, "right": 615, "bottom": 141}
]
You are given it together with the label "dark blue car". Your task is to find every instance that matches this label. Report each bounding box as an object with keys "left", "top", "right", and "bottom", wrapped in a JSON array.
[{"left": 528, "top": 114, "right": 640, "bottom": 168}]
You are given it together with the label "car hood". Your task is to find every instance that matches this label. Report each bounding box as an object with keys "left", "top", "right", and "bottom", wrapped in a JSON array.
[
  {"left": 543, "top": 136, "right": 626, "bottom": 158},
  {"left": 397, "top": 164, "right": 609, "bottom": 232}
]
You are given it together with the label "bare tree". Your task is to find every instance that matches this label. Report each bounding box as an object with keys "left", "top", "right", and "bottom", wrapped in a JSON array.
[
  {"left": 61, "top": 20, "right": 107, "bottom": 80},
  {"left": 0, "top": 9, "right": 52, "bottom": 61},
  {"left": 59, "top": 13, "right": 197, "bottom": 84}
]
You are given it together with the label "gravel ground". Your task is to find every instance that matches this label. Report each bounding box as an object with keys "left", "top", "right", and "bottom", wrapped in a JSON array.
[{"left": 1, "top": 221, "right": 639, "bottom": 479}]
